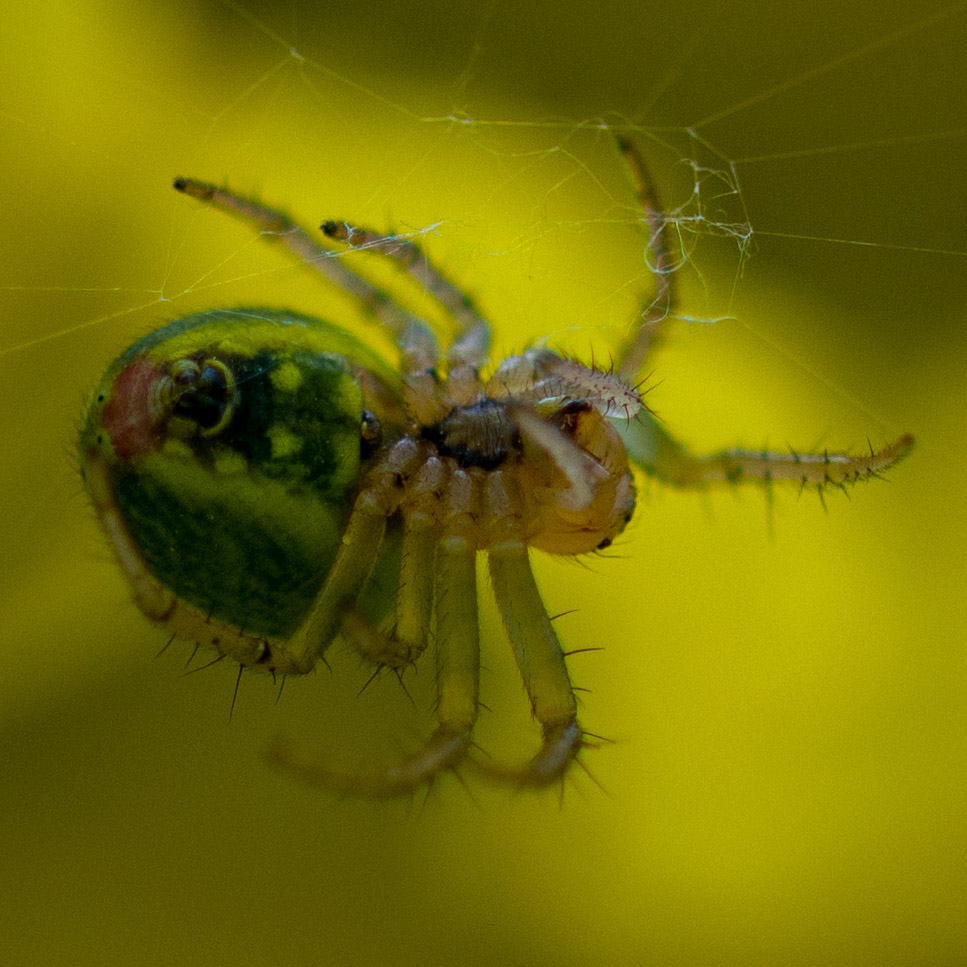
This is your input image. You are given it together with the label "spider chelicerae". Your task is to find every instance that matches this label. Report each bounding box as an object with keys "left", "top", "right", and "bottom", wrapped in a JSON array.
[{"left": 79, "top": 138, "right": 913, "bottom": 795}]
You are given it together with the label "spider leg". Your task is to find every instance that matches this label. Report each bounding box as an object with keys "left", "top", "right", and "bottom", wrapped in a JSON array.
[
  {"left": 609, "top": 141, "right": 915, "bottom": 490},
  {"left": 266, "top": 531, "right": 479, "bottom": 797},
  {"left": 321, "top": 220, "right": 491, "bottom": 375},
  {"left": 613, "top": 136, "right": 679, "bottom": 383},
  {"left": 278, "top": 492, "right": 389, "bottom": 674},
  {"left": 268, "top": 437, "right": 424, "bottom": 676},
  {"left": 617, "top": 415, "right": 915, "bottom": 491},
  {"left": 479, "top": 541, "right": 582, "bottom": 787},
  {"left": 173, "top": 179, "right": 444, "bottom": 392},
  {"left": 340, "top": 506, "right": 437, "bottom": 668}
]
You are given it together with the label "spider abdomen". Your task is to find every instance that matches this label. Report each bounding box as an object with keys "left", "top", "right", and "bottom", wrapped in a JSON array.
[{"left": 79, "top": 309, "right": 406, "bottom": 643}]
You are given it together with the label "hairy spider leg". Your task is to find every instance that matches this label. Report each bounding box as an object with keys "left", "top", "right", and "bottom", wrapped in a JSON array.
[
  {"left": 604, "top": 142, "right": 914, "bottom": 490},
  {"left": 483, "top": 540, "right": 582, "bottom": 785},
  {"left": 318, "top": 219, "right": 492, "bottom": 409},
  {"left": 619, "top": 419, "right": 915, "bottom": 492}
]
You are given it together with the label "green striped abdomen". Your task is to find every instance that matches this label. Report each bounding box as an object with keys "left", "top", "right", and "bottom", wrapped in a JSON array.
[{"left": 79, "top": 309, "right": 403, "bottom": 638}]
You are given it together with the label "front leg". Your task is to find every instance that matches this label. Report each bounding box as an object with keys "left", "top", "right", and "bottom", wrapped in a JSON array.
[{"left": 617, "top": 411, "right": 914, "bottom": 492}]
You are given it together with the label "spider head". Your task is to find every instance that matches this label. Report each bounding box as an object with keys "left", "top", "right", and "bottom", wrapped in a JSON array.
[{"left": 415, "top": 351, "right": 639, "bottom": 557}]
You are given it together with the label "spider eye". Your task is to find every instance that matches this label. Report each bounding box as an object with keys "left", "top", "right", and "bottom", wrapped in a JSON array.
[{"left": 166, "top": 357, "right": 236, "bottom": 435}]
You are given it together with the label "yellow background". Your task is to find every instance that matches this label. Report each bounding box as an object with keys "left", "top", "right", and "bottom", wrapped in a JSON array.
[{"left": 1, "top": 1, "right": 965, "bottom": 964}]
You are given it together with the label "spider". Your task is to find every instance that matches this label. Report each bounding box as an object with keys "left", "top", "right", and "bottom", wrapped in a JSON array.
[{"left": 78, "top": 138, "right": 914, "bottom": 796}]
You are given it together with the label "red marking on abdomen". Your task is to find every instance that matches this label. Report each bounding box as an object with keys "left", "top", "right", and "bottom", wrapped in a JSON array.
[{"left": 101, "top": 358, "right": 164, "bottom": 460}]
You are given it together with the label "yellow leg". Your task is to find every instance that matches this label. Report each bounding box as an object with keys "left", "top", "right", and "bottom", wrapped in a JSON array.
[
  {"left": 618, "top": 415, "right": 915, "bottom": 492},
  {"left": 340, "top": 513, "right": 436, "bottom": 668},
  {"left": 267, "top": 534, "right": 479, "bottom": 796},
  {"left": 173, "top": 177, "right": 442, "bottom": 368},
  {"left": 276, "top": 492, "right": 388, "bottom": 675},
  {"left": 484, "top": 541, "right": 583, "bottom": 787},
  {"left": 321, "top": 220, "right": 491, "bottom": 373}
]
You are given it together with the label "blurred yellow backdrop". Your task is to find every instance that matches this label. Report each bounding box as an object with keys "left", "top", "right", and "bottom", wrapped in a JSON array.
[{"left": 1, "top": 1, "right": 965, "bottom": 965}]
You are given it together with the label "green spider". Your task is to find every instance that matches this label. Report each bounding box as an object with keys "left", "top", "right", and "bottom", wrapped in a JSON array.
[{"left": 78, "top": 139, "right": 913, "bottom": 795}]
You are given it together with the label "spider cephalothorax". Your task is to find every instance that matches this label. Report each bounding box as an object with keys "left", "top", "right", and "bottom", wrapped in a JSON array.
[{"left": 79, "top": 139, "right": 913, "bottom": 796}]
